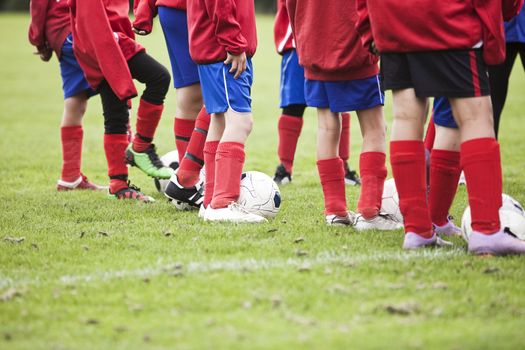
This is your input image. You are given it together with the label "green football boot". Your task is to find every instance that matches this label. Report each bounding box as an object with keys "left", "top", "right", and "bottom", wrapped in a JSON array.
[{"left": 125, "top": 143, "right": 174, "bottom": 179}]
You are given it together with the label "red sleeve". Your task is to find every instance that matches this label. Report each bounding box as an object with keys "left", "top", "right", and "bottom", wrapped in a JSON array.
[
  {"left": 203, "top": 0, "right": 248, "bottom": 55},
  {"left": 77, "top": 0, "right": 137, "bottom": 100},
  {"left": 503, "top": 0, "right": 524, "bottom": 21},
  {"left": 355, "top": 0, "right": 373, "bottom": 52},
  {"left": 473, "top": 0, "right": 507, "bottom": 65},
  {"left": 285, "top": 0, "right": 297, "bottom": 34},
  {"left": 28, "top": 0, "right": 50, "bottom": 48},
  {"left": 132, "top": 0, "right": 157, "bottom": 33}
]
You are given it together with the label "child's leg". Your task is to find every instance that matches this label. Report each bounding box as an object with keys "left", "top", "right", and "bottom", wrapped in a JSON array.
[
  {"left": 60, "top": 93, "right": 87, "bottom": 183},
  {"left": 429, "top": 125, "right": 461, "bottom": 228},
  {"left": 316, "top": 108, "right": 347, "bottom": 218},
  {"left": 174, "top": 84, "right": 203, "bottom": 160},
  {"left": 203, "top": 114, "right": 225, "bottom": 207},
  {"left": 338, "top": 112, "right": 350, "bottom": 163},
  {"left": 210, "top": 109, "right": 252, "bottom": 209},
  {"left": 177, "top": 105, "right": 211, "bottom": 188},
  {"left": 390, "top": 88, "right": 433, "bottom": 238},
  {"left": 355, "top": 105, "right": 387, "bottom": 219},
  {"left": 277, "top": 104, "right": 306, "bottom": 174}
]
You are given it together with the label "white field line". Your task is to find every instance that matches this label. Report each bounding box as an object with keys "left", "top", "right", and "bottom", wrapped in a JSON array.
[{"left": 0, "top": 249, "right": 463, "bottom": 289}]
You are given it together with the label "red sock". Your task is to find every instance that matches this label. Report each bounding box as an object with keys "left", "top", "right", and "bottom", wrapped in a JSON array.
[
  {"left": 461, "top": 138, "right": 502, "bottom": 234},
  {"left": 203, "top": 141, "right": 219, "bottom": 207},
  {"left": 357, "top": 152, "right": 386, "bottom": 219},
  {"left": 133, "top": 99, "right": 164, "bottom": 152},
  {"left": 390, "top": 141, "right": 432, "bottom": 237},
  {"left": 174, "top": 118, "right": 196, "bottom": 162},
  {"left": 277, "top": 115, "right": 303, "bottom": 173},
  {"left": 429, "top": 150, "right": 461, "bottom": 226},
  {"left": 317, "top": 158, "right": 347, "bottom": 217},
  {"left": 178, "top": 107, "right": 211, "bottom": 187},
  {"left": 339, "top": 113, "right": 350, "bottom": 162},
  {"left": 60, "top": 126, "right": 83, "bottom": 182},
  {"left": 211, "top": 142, "right": 245, "bottom": 209},
  {"left": 104, "top": 134, "right": 129, "bottom": 193},
  {"left": 424, "top": 116, "right": 436, "bottom": 152}
]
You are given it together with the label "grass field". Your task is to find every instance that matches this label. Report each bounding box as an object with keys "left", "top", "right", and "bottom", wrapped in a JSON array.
[{"left": 1, "top": 13, "right": 525, "bottom": 350}]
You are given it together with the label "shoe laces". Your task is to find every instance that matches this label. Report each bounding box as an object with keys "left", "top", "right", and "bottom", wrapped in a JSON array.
[
  {"left": 144, "top": 144, "right": 164, "bottom": 168},
  {"left": 228, "top": 202, "right": 251, "bottom": 214}
]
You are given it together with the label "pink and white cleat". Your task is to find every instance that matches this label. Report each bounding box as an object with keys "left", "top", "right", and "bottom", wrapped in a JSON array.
[
  {"left": 403, "top": 232, "right": 453, "bottom": 250},
  {"left": 57, "top": 174, "right": 107, "bottom": 191},
  {"left": 468, "top": 230, "right": 525, "bottom": 256}
]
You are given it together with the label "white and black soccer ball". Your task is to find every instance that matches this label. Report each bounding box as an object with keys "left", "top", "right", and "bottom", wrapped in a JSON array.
[
  {"left": 237, "top": 171, "right": 281, "bottom": 219},
  {"left": 154, "top": 150, "right": 179, "bottom": 193},
  {"left": 381, "top": 178, "right": 403, "bottom": 223},
  {"left": 461, "top": 194, "right": 525, "bottom": 242}
]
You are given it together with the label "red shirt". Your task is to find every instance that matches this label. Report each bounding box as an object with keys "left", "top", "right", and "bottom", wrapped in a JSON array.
[
  {"left": 28, "top": 0, "right": 71, "bottom": 58},
  {"left": 187, "top": 0, "right": 257, "bottom": 64},
  {"left": 69, "top": 0, "right": 143, "bottom": 100},
  {"left": 286, "top": 0, "right": 378, "bottom": 81},
  {"left": 274, "top": 0, "right": 294, "bottom": 54},
  {"left": 356, "top": 0, "right": 524, "bottom": 65},
  {"left": 133, "top": 0, "right": 187, "bottom": 34}
]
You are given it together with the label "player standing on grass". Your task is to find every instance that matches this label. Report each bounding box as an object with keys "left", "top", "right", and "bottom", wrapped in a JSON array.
[
  {"left": 69, "top": 0, "right": 173, "bottom": 202},
  {"left": 286, "top": 0, "right": 400, "bottom": 229},
  {"left": 187, "top": 0, "right": 265, "bottom": 222},
  {"left": 132, "top": 0, "right": 211, "bottom": 209},
  {"left": 28, "top": 0, "right": 104, "bottom": 191},
  {"left": 272, "top": 0, "right": 360, "bottom": 187},
  {"left": 356, "top": 0, "right": 525, "bottom": 254}
]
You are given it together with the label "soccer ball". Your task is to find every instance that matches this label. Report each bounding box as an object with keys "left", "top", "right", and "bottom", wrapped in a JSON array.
[
  {"left": 381, "top": 178, "right": 403, "bottom": 223},
  {"left": 461, "top": 194, "right": 525, "bottom": 242},
  {"left": 154, "top": 150, "right": 179, "bottom": 193},
  {"left": 237, "top": 171, "right": 281, "bottom": 219}
]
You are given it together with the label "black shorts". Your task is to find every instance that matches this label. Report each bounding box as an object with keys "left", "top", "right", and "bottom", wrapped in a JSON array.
[{"left": 380, "top": 49, "right": 490, "bottom": 98}]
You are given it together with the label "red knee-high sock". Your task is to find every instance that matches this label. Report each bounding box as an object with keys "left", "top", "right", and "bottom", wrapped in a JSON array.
[
  {"left": 203, "top": 141, "right": 219, "bottom": 207},
  {"left": 357, "top": 152, "right": 387, "bottom": 219},
  {"left": 277, "top": 115, "right": 303, "bottom": 173},
  {"left": 461, "top": 138, "right": 502, "bottom": 234},
  {"left": 317, "top": 158, "right": 347, "bottom": 217},
  {"left": 390, "top": 141, "right": 432, "bottom": 237},
  {"left": 104, "top": 134, "right": 129, "bottom": 194},
  {"left": 60, "top": 125, "right": 83, "bottom": 182},
  {"left": 178, "top": 107, "right": 211, "bottom": 187},
  {"left": 211, "top": 142, "right": 245, "bottom": 209},
  {"left": 133, "top": 99, "right": 164, "bottom": 152},
  {"left": 429, "top": 150, "right": 461, "bottom": 226},
  {"left": 424, "top": 116, "right": 436, "bottom": 152},
  {"left": 174, "top": 118, "right": 196, "bottom": 162},
  {"left": 339, "top": 113, "right": 350, "bottom": 162}
]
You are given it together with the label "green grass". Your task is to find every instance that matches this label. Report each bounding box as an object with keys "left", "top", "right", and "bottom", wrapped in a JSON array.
[{"left": 1, "top": 13, "right": 525, "bottom": 350}]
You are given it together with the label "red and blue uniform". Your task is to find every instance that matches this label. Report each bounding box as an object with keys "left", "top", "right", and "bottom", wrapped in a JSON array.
[
  {"left": 187, "top": 0, "right": 257, "bottom": 114},
  {"left": 28, "top": 0, "right": 94, "bottom": 99},
  {"left": 133, "top": 0, "right": 200, "bottom": 89},
  {"left": 274, "top": 0, "right": 305, "bottom": 108},
  {"left": 286, "top": 0, "right": 383, "bottom": 113}
]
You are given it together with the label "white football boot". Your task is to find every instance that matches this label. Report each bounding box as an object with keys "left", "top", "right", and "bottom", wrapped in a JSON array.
[
  {"left": 433, "top": 217, "right": 462, "bottom": 237},
  {"left": 204, "top": 202, "right": 267, "bottom": 223},
  {"left": 354, "top": 212, "right": 403, "bottom": 231},
  {"left": 325, "top": 212, "right": 356, "bottom": 226}
]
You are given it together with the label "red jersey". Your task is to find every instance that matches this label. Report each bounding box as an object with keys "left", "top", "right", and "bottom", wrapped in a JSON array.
[
  {"left": 274, "top": 0, "right": 294, "bottom": 54},
  {"left": 28, "top": 0, "right": 71, "bottom": 57},
  {"left": 133, "top": 0, "right": 186, "bottom": 34},
  {"left": 286, "top": 0, "right": 378, "bottom": 81},
  {"left": 187, "top": 0, "right": 257, "bottom": 64},
  {"left": 69, "top": 0, "right": 143, "bottom": 100},
  {"left": 356, "top": 0, "right": 524, "bottom": 65}
]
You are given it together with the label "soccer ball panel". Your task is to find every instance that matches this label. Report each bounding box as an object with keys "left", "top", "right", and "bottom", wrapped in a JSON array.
[{"left": 154, "top": 150, "right": 179, "bottom": 194}]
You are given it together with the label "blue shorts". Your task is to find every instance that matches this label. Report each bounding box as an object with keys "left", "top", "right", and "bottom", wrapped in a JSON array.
[
  {"left": 198, "top": 59, "right": 253, "bottom": 114},
  {"left": 59, "top": 34, "right": 96, "bottom": 99},
  {"left": 158, "top": 7, "right": 200, "bottom": 89},
  {"left": 280, "top": 49, "right": 306, "bottom": 108},
  {"left": 433, "top": 97, "right": 458, "bottom": 128},
  {"left": 305, "top": 75, "right": 384, "bottom": 113}
]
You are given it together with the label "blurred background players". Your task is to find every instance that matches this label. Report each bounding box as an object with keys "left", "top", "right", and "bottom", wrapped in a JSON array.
[{"left": 272, "top": 0, "right": 360, "bottom": 186}]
